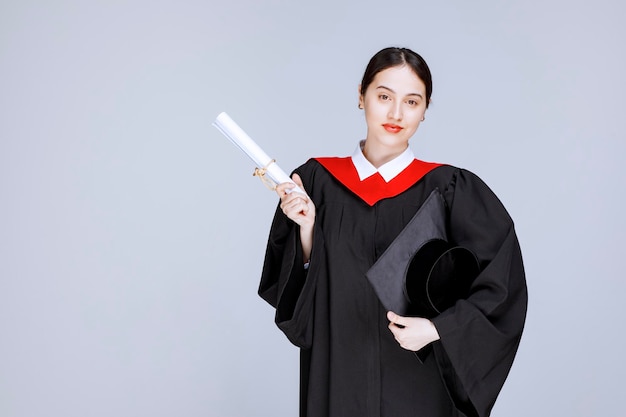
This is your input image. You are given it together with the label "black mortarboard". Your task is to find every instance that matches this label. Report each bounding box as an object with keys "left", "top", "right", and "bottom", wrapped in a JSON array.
[{"left": 365, "top": 188, "right": 480, "bottom": 319}]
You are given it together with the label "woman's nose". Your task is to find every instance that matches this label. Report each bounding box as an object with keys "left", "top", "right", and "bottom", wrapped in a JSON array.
[{"left": 388, "top": 102, "right": 403, "bottom": 120}]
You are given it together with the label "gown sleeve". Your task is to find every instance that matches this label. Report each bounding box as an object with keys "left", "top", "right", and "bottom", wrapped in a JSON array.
[
  {"left": 431, "top": 169, "right": 528, "bottom": 417},
  {"left": 257, "top": 164, "right": 322, "bottom": 349}
]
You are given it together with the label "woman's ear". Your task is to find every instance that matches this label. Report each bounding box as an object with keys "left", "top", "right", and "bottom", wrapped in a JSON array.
[{"left": 358, "top": 84, "right": 364, "bottom": 110}]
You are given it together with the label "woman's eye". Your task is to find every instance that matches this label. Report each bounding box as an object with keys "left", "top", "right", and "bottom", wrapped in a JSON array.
[
  {"left": 407, "top": 99, "right": 418, "bottom": 106},
  {"left": 379, "top": 94, "right": 389, "bottom": 101}
]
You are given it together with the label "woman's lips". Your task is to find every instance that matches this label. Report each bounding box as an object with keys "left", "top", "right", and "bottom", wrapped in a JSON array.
[{"left": 383, "top": 124, "right": 403, "bottom": 133}]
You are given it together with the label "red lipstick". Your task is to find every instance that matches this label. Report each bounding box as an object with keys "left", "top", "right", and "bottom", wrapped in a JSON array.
[{"left": 383, "top": 124, "right": 403, "bottom": 133}]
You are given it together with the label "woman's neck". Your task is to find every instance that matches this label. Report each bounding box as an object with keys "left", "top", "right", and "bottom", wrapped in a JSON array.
[{"left": 362, "top": 141, "right": 407, "bottom": 168}]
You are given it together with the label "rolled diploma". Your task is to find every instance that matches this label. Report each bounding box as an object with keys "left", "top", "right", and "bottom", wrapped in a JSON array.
[{"left": 212, "top": 112, "right": 304, "bottom": 194}]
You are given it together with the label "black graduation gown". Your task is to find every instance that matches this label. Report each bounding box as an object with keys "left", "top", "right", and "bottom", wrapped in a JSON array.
[{"left": 259, "top": 158, "right": 527, "bottom": 417}]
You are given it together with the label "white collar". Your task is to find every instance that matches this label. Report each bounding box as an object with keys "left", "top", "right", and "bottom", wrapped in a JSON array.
[{"left": 350, "top": 140, "right": 415, "bottom": 182}]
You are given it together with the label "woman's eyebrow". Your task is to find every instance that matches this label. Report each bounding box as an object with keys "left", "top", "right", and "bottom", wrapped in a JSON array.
[{"left": 376, "top": 85, "right": 423, "bottom": 98}]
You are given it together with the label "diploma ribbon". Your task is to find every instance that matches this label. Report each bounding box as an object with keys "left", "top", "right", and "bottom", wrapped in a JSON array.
[{"left": 253, "top": 159, "right": 277, "bottom": 191}]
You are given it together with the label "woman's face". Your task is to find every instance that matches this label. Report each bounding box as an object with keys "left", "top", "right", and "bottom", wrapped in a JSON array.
[{"left": 359, "top": 65, "right": 428, "bottom": 151}]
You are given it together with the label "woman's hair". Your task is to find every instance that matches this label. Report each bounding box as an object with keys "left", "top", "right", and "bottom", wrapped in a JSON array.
[{"left": 360, "top": 47, "right": 432, "bottom": 108}]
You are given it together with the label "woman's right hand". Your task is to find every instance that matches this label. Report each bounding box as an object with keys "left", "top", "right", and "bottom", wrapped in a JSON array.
[
  {"left": 276, "top": 173, "right": 315, "bottom": 262},
  {"left": 275, "top": 173, "right": 316, "bottom": 229}
]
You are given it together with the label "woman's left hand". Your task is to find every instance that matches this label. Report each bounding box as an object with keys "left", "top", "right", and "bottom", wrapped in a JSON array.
[{"left": 387, "top": 311, "right": 441, "bottom": 352}]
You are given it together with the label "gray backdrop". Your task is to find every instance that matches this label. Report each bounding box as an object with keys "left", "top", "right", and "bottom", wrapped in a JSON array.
[{"left": 1, "top": 0, "right": 624, "bottom": 416}]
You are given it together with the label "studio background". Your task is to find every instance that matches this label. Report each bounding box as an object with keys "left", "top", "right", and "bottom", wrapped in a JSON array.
[{"left": 1, "top": 1, "right": 624, "bottom": 416}]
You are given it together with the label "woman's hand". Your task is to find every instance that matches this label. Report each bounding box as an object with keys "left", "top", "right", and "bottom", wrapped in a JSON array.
[
  {"left": 275, "top": 173, "right": 315, "bottom": 261},
  {"left": 275, "top": 173, "right": 315, "bottom": 228},
  {"left": 387, "top": 311, "right": 440, "bottom": 352}
]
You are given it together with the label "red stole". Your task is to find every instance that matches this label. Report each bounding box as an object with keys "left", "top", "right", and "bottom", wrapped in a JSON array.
[{"left": 314, "top": 157, "right": 443, "bottom": 206}]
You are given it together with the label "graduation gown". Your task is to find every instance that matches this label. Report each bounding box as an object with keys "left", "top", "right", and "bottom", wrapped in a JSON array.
[{"left": 259, "top": 157, "right": 527, "bottom": 417}]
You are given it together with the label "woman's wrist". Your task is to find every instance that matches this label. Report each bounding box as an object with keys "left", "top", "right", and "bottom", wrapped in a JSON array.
[
  {"left": 299, "top": 224, "right": 314, "bottom": 265},
  {"left": 428, "top": 320, "right": 440, "bottom": 342}
]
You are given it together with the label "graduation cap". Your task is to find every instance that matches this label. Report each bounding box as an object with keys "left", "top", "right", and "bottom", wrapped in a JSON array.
[{"left": 365, "top": 188, "right": 480, "bottom": 318}]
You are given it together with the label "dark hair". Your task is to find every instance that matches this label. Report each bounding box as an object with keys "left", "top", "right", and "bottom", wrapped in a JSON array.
[{"left": 360, "top": 47, "right": 433, "bottom": 108}]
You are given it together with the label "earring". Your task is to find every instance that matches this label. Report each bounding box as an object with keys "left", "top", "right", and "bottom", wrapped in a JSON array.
[
  {"left": 421, "top": 116, "right": 425, "bottom": 121},
  {"left": 358, "top": 104, "right": 363, "bottom": 109}
]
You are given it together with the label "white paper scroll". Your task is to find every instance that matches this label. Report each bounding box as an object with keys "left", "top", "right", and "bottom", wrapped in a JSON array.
[{"left": 212, "top": 112, "right": 304, "bottom": 194}]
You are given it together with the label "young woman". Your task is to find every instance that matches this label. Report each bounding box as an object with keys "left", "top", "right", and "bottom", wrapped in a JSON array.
[{"left": 259, "top": 47, "right": 527, "bottom": 417}]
